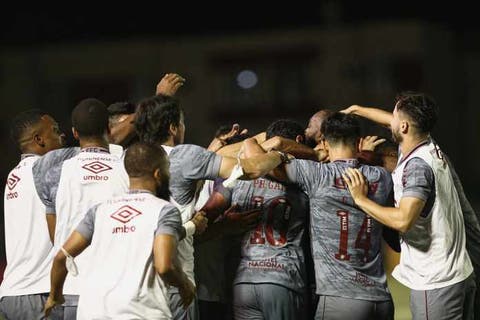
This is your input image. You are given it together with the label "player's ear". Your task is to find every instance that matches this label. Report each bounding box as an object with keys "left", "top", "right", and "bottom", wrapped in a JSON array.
[
  {"left": 322, "top": 139, "right": 329, "bottom": 151},
  {"left": 153, "top": 168, "right": 161, "bottom": 181},
  {"left": 168, "top": 123, "right": 177, "bottom": 137},
  {"left": 295, "top": 135, "right": 304, "bottom": 144},
  {"left": 400, "top": 120, "right": 409, "bottom": 134},
  {"left": 72, "top": 127, "right": 80, "bottom": 140},
  {"left": 33, "top": 132, "right": 45, "bottom": 148}
]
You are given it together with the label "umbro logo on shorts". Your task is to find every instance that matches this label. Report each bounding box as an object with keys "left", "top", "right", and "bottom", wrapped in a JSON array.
[
  {"left": 82, "top": 161, "right": 112, "bottom": 174},
  {"left": 7, "top": 173, "right": 20, "bottom": 190},
  {"left": 110, "top": 205, "right": 142, "bottom": 224}
]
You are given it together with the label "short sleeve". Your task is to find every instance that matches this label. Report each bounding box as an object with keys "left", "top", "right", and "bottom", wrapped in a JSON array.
[
  {"left": 155, "top": 204, "right": 184, "bottom": 241},
  {"left": 402, "top": 158, "right": 434, "bottom": 201},
  {"left": 284, "top": 159, "right": 323, "bottom": 195},
  {"left": 41, "top": 164, "right": 63, "bottom": 213},
  {"left": 170, "top": 144, "right": 222, "bottom": 181},
  {"left": 75, "top": 203, "right": 100, "bottom": 242}
]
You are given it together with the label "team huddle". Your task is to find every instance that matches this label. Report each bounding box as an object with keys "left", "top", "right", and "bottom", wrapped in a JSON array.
[{"left": 1, "top": 73, "right": 479, "bottom": 320}]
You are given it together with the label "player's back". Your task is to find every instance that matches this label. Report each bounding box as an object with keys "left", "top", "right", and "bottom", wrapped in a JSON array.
[
  {"left": 310, "top": 159, "right": 392, "bottom": 301},
  {"left": 1, "top": 155, "right": 53, "bottom": 297},
  {"left": 77, "top": 192, "right": 175, "bottom": 320},
  {"left": 231, "top": 177, "right": 309, "bottom": 293},
  {"left": 52, "top": 147, "right": 129, "bottom": 294}
]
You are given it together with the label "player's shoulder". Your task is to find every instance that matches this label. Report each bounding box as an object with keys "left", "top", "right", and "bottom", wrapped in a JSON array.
[
  {"left": 404, "top": 156, "right": 430, "bottom": 170},
  {"left": 35, "top": 147, "right": 80, "bottom": 171},
  {"left": 171, "top": 144, "right": 208, "bottom": 157}
]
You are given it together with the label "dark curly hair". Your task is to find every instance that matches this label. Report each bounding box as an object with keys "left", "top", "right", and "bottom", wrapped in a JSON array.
[
  {"left": 135, "top": 95, "right": 183, "bottom": 144},
  {"left": 395, "top": 91, "right": 438, "bottom": 134}
]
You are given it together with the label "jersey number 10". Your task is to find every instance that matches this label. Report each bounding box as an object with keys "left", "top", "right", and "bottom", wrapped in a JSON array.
[{"left": 249, "top": 196, "right": 291, "bottom": 246}]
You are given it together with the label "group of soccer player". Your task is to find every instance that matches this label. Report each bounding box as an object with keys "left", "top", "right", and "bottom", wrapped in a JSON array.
[{"left": 1, "top": 73, "right": 479, "bottom": 319}]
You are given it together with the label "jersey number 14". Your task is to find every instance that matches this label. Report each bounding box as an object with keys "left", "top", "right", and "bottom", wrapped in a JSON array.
[{"left": 335, "top": 210, "right": 372, "bottom": 262}]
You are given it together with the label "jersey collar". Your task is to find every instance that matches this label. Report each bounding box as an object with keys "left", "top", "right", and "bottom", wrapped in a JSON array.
[
  {"left": 20, "top": 153, "right": 37, "bottom": 160},
  {"left": 80, "top": 147, "right": 110, "bottom": 154}
]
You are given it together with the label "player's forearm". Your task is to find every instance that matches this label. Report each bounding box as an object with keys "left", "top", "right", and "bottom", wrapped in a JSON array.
[
  {"left": 215, "top": 141, "right": 242, "bottom": 157},
  {"left": 349, "top": 105, "right": 393, "bottom": 127},
  {"left": 355, "top": 197, "right": 410, "bottom": 232},
  {"left": 159, "top": 261, "right": 191, "bottom": 290},
  {"left": 240, "top": 151, "right": 282, "bottom": 179},
  {"left": 262, "top": 137, "right": 317, "bottom": 161},
  {"left": 49, "top": 252, "right": 67, "bottom": 299}
]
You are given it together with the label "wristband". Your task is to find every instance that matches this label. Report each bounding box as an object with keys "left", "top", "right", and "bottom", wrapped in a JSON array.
[{"left": 184, "top": 220, "right": 196, "bottom": 237}]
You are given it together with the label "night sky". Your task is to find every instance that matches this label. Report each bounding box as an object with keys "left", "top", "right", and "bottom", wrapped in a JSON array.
[{"left": 2, "top": 3, "right": 479, "bottom": 45}]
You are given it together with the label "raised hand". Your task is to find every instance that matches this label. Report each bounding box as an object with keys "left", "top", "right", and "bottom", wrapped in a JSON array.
[
  {"left": 156, "top": 73, "right": 186, "bottom": 96},
  {"left": 359, "top": 136, "right": 386, "bottom": 152}
]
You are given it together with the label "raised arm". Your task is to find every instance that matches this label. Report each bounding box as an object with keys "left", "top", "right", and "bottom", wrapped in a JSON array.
[
  {"left": 215, "top": 132, "right": 267, "bottom": 157},
  {"left": 342, "top": 105, "right": 393, "bottom": 128},
  {"left": 261, "top": 136, "right": 321, "bottom": 161}
]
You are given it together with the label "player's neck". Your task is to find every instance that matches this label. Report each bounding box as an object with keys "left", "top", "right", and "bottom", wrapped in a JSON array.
[
  {"left": 400, "top": 134, "right": 430, "bottom": 156},
  {"left": 161, "top": 136, "right": 176, "bottom": 147},
  {"left": 129, "top": 177, "right": 156, "bottom": 194},
  {"left": 328, "top": 146, "right": 357, "bottom": 162},
  {"left": 79, "top": 137, "right": 109, "bottom": 149}
]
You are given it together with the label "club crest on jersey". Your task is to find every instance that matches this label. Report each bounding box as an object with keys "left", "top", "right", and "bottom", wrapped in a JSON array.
[
  {"left": 111, "top": 205, "right": 142, "bottom": 234},
  {"left": 6, "top": 173, "right": 20, "bottom": 199},
  {"left": 82, "top": 161, "right": 112, "bottom": 181}
]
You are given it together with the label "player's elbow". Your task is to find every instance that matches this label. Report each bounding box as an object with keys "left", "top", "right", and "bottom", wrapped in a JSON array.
[
  {"left": 53, "top": 250, "right": 67, "bottom": 267},
  {"left": 395, "top": 220, "right": 414, "bottom": 234},
  {"left": 155, "top": 262, "right": 174, "bottom": 277}
]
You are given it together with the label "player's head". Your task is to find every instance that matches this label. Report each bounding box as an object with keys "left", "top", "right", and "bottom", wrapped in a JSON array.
[
  {"left": 135, "top": 94, "right": 184, "bottom": 146},
  {"left": 124, "top": 142, "right": 170, "bottom": 200},
  {"left": 266, "top": 119, "right": 305, "bottom": 144},
  {"left": 71, "top": 98, "right": 110, "bottom": 141},
  {"left": 391, "top": 92, "right": 437, "bottom": 143},
  {"left": 305, "top": 109, "right": 334, "bottom": 148},
  {"left": 107, "top": 101, "right": 137, "bottom": 148},
  {"left": 321, "top": 112, "right": 360, "bottom": 150},
  {"left": 375, "top": 138, "right": 398, "bottom": 173},
  {"left": 10, "top": 109, "right": 65, "bottom": 155}
]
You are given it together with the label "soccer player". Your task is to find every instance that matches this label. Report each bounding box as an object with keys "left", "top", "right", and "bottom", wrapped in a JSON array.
[
  {"left": 44, "top": 142, "right": 193, "bottom": 319},
  {"left": 134, "top": 94, "right": 284, "bottom": 320},
  {"left": 304, "top": 109, "right": 333, "bottom": 148},
  {"left": 0, "top": 110, "right": 65, "bottom": 320},
  {"left": 34, "top": 98, "right": 129, "bottom": 318},
  {"left": 228, "top": 119, "right": 310, "bottom": 320},
  {"left": 342, "top": 92, "right": 474, "bottom": 319},
  {"left": 244, "top": 112, "right": 395, "bottom": 320}
]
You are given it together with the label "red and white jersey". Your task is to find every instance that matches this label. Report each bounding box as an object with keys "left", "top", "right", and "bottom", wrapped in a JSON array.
[
  {"left": 392, "top": 140, "right": 473, "bottom": 290},
  {"left": 1, "top": 155, "right": 54, "bottom": 297}
]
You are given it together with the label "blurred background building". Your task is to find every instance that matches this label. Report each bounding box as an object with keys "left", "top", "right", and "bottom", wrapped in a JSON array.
[{"left": 1, "top": 3, "right": 479, "bottom": 319}]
